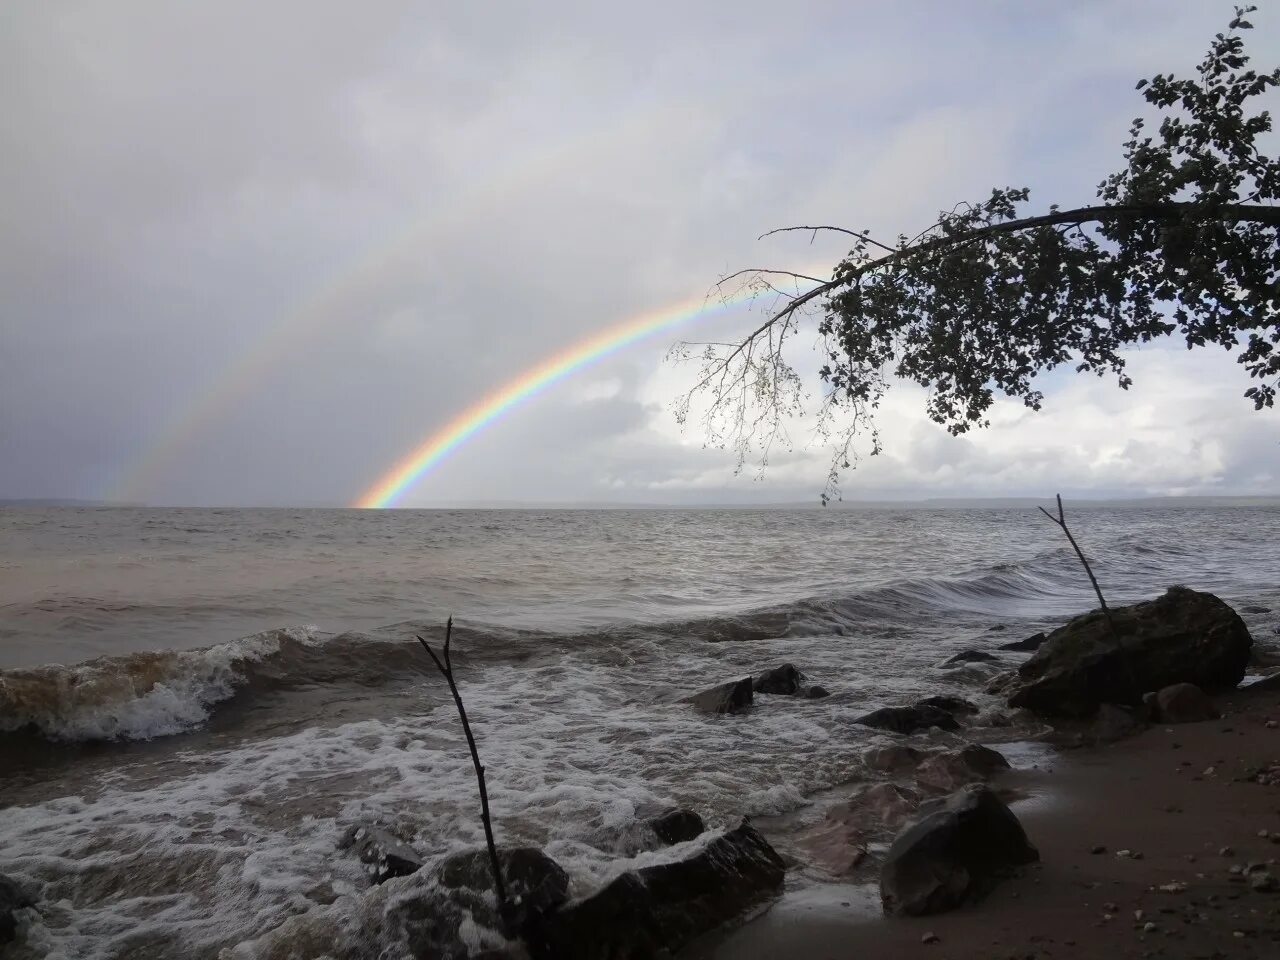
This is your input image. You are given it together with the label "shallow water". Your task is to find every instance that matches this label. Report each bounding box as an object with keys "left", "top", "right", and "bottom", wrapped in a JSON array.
[{"left": 2, "top": 505, "right": 1278, "bottom": 958}]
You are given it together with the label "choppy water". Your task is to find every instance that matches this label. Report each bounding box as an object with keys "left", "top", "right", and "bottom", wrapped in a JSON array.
[{"left": 2, "top": 505, "right": 1279, "bottom": 959}]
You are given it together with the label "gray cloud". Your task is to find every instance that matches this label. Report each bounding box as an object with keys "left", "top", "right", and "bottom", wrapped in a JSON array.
[{"left": 2, "top": 1, "right": 1275, "bottom": 505}]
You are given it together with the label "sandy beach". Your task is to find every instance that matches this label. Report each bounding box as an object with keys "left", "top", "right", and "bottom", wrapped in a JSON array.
[{"left": 695, "top": 679, "right": 1280, "bottom": 960}]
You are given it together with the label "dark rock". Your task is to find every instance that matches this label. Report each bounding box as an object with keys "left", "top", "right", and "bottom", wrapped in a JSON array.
[
  {"left": 681, "top": 677, "right": 753, "bottom": 714},
  {"left": 803, "top": 684, "right": 832, "bottom": 699},
  {"left": 1089, "top": 703, "right": 1146, "bottom": 743},
  {"left": 752, "top": 663, "right": 807, "bottom": 695},
  {"left": 437, "top": 846, "right": 570, "bottom": 934},
  {"left": 1154, "top": 682, "right": 1219, "bottom": 723},
  {"left": 915, "top": 745, "right": 1011, "bottom": 793},
  {"left": 855, "top": 705, "right": 961, "bottom": 734},
  {"left": 864, "top": 744, "right": 925, "bottom": 774},
  {"left": 916, "top": 695, "right": 979, "bottom": 716},
  {"left": 940, "top": 649, "right": 1000, "bottom": 666},
  {"left": 986, "top": 624, "right": 1008, "bottom": 632},
  {"left": 999, "top": 587, "right": 1252, "bottom": 717},
  {"left": 800, "top": 784, "right": 920, "bottom": 874},
  {"left": 999, "top": 632, "right": 1048, "bottom": 653},
  {"left": 536, "top": 821, "right": 785, "bottom": 959},
  {"left": 880, "top": 785, "right": 1039, "bottom": 916},
  {"left": 338, "top": 823, "right": 425, "bottom": 883},
  {"left": 647, "top": 808, "right": 706, "bottom": 846},
  {"left": 0, "top": 874, "right": 34, "bottom": 947}
]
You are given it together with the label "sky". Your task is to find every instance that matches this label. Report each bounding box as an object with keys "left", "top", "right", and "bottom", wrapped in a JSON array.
[{"left": 1, "top": 1, "right": 1277, "bottom": 507}]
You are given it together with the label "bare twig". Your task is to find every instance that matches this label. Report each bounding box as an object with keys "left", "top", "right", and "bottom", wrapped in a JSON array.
[
  {"left": 418, "top": 619, "right": 510, "bottom": 927},
  {"left": 758, "top": 225, "right": 899, "bottom": 254},
  {"left": 1037, "top": 494, "right": 1114, "bottom": 630}
]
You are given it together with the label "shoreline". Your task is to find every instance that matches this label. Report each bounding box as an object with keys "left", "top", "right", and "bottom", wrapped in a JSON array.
[{"left": 692, "top": 680, "right": 1280, "bottom": 959}]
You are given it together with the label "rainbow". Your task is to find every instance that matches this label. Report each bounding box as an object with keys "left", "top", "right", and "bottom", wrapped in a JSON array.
[{"left": 355, "top": 275, "right": 825, "bottom": 508}]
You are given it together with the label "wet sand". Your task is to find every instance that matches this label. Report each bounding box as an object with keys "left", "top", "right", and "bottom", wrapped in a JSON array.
[{"left": 695, "top": 681, "right": 1280, "bottom": 959}]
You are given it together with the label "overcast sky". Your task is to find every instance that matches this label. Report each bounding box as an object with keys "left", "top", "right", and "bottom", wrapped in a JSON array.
[{"left": 2, "top": 1, "right": 1277, "bottom": 506}]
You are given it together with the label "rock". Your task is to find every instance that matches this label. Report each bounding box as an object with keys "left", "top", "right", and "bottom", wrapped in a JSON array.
[
  {"left": 1089, "top": 703, "right": 1146, "bottom": 743},
  {"left": 855, "top": 704, "right": 961, "bottom": 735},
  {"left": 940, "top": 649, "right": 1000, "bottom": 666},
  {"left": 681, "top": 677, "right": 753, "bottom": 714},
  {"left": 915, "top": 745, "right": 1011, "bottom": 793},
  {"left": 535, "top": 821, "right": 785, "bottom": 959},
  {"left": 0, "top": 874, "right": 34, "bottom": 947},
  {"left": 1243, "top": 605, "right": 1271, "bottom": 614},
  {"left": 916, "top": 695, "right": 979, "bottom": 716},
  {"left": 880, "top": 785, "right": 1039, "bottom": 916},
  {"left": 338, "top": 824, "right": 426, "bottom": 884},
  {"left": 647, "top": 808, "right": 705, "bottom": 846},
  {"left": 1154, "top": 682, "right": 1220, "bottom": 723},
  {"left": 999, "top": 632, "right": 1048, "bottom": 653},
  {"left": 752, "top": 663, "right": 807, "bottom": 695},
  {"left": 436, "top": 846, "right": 570, "bottom": 935},
  {"left": 864, "top": 744, "right": 924, "bottom": 774},
  {"left": 999, "top": 587, "right": 1252, "bottom": 717},
  {"left": 803, "top": 684, "right": 832, "bottom": 699}
]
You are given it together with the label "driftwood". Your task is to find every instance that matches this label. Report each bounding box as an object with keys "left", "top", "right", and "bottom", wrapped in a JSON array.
[
  {"left": 1037, "top": 493, "right": 1114, "bottom": 632},
  {"left": 418, "top": 619, "right": 511, "bottom": 929}
]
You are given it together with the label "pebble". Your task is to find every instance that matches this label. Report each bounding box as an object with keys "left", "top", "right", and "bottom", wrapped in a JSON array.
[
  {"left": 1266, "top": 720, "right": 1277, "bottom": 729},
  {"left": 1220, "top": 846, "right": 1236, "bottom": 857},
  {"left": 1260, "top": 829, "right": 1271, "bottom": 839},
  {"left": 1142, "top": 921, "right": 1157, "bottom": 933},
  {"left": 1090, "top": 845, "right": 1107, "bottom": 855},
  {"left": 1158, "top": 882, "right": 1187, "bottom": 893},
  {"left": 1202, "top": 766, "right": 1216, "bottom": 776},
  {"left": 921, "top": 932, "right": 940, "bottom": 945}
]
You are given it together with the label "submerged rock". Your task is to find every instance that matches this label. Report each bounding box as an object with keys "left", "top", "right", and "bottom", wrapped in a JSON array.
[
  {"left": 752, "top": 663, "right": 807, "bottom": 695},
  {"left": 535, "top": 821, "right": 786, "bottom": 959},
  {"left": 880, "top": 785, "right": 1038, "bottom": 916},
  {"left": 855, "top": 704, "right": 960, "bottom": 735},
  {"left": 338, "top": 824, "right": 425, "bottom": 884},
  {"left": 864, "top": 744, "right": 925, "bottom": 774},
  {"left": 647, "top": 808, "right": 706, "bottom": 846},
  {"left": 996, "top": 587, "right": 1252, "bottom": 717},
  {"left": 437, "top": 847, "right": 570, "bottom": 934},
  {"left": 915, "top": 745, "right": 1011, "bottom": 793},
  {"left": 0, "top": 874, "right": 34, "bottom": 947},
  {"left": 801, "top": 783, "right": 922, "bottom": 875},
  {"left": 804, "top": 684, "right": 832, "bottom": 699},
  {"left": 681, "top": 677, "right": 753, "bottom": 714},
  {"left": 916, "top": 695, "right": 979, "bottom": 716},
  {"left": 939, "top": 649, "right": 1000, "bottom": 667},
  {"left": 999, "top": 632, "right": 1048, "bottom": 653},
  {"left": 1154, "top": 682, "right": 1219, "bottom": 723}
]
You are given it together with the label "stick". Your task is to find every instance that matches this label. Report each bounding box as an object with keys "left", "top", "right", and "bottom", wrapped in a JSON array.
[{"left": 418, "top": 619, "right": 511, "bottom": 927}]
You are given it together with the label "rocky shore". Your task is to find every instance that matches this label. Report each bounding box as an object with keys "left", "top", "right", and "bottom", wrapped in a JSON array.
[{"left": 4, "top": 588, "right": 1276, "bottom": 959}]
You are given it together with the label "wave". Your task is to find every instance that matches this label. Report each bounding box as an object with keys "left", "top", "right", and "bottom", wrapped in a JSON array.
[{"left": 0, "top": 558, "right": 1089, "bottom": 745}]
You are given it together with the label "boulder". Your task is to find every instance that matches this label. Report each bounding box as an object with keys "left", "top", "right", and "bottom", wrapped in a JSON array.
[
  {"left": 940, "top": 649, "right": 1000, "bottom": 666},
  {"left": 1153, "top": 682, "right": 1219, "bottom": 723},
  {"left": 1, "top": 874, "right": 34, "bottom": 947},
  {"left": 863, "top": 744, "right": 924, "bottom": 774},
  {"left": 647, "top": 808, "right": 706, "bottom": 846},
  {"left": 800, "top": 784, "right": 921, "bottom": 875},
  {"left": 752, "top": 663, "right": 807, "bottom": 695},
  {"left": 338, "top": 824, "right": 425, "bottom": 884},
  {"left": 437, "top": 846, "right": 570, "bottom": 934},
  {"left": 915, "top": 745, "right": 1011, "bottom": 793},
  {"left": 1089, "top": 703, "right": 1147, "bottom": 743},
  {"left": 534, "top": 821, "right": 785, "bottom": 959},
  {"left": 803, "top": 684, "right": 832, "bottom": 699},
  {"left": 880, "top": 785, "right": 1038, "bottom": 916},
  {"left": 916, "top": 695, "right": 979, "bottom": 716},
  {"left": 999, "top": 587, "right": 1252, "bottom": 717},
  {"left": 855, "top": 705, "right": 960, "bottom": 735},
  {"left": 681, "top": 678, "right": 753, "bottom": 714},
  {"left": 999, "top": 632, "right": 1048, "bottom": 653}
]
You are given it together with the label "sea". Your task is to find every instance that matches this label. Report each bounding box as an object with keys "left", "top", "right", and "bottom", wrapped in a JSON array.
[{"left": 2, "top": 504, "right": 1279, "bottom": 959}]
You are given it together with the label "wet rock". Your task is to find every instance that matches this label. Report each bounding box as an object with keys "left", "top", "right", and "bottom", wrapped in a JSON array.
[
  {"left": 855, "top": 704, "right": 960, "bottom": 735},
  {"left": 338, "top": 823, "right": 426, "bottom": 883},
  {"left": 940, "top": 649, "right": 1000, "bottom": 667},
  {"left": 1089, "top": 703, "right": 1146, "bottom": 743},
  {"left": 864, "top": 744, "right": 925, "bottom": 774},
  {"left": 880, "top": 785, "right": 1039, "bottom": 916},
  {"left": 437, "top": 846, "right": 570, "bottom": 934},
  {"left": 535, "top": 821, "right": 785, "bottom": 959},
  {"left": 916, "top": 695, "right": 979, "bottom": 716},
  {"left": 752, "top": 663, "right": 807, "bottom": 695},
  {"left": 804, "top": 684, "right": 832, "bottom": 699},
  {"left": 647, "top": 808, "right": 706, "bottom": 846},
  {"left": 0, "top": 874, "right": 34, "bottom": 947},
  {"left": 915, "top": 745, "right": 1011, "bottom": 793},
  {"left": 1154, "top": 682, "right": 1220, "bottom": 724},
  {"left": 998, "top": 587, "right": 1252, "bottom": 717},
  {"left": 1243, "top": 605, "right": 1271, "bottom": 614},
  {"left": 681, "top": 677, "right": 753, "bottom": 714},
  {"left": 999, "top": 632, "right": 1048, "bottom": 653}
]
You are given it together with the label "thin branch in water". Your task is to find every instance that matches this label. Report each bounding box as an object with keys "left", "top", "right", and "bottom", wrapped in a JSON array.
[
  {"left": 1036, "top": 494, "right": 1114, "bottom": 628},
  {"left": 418, "top": 619, "right": 511, "bottom": 929}
]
